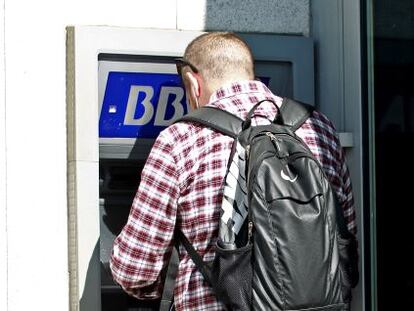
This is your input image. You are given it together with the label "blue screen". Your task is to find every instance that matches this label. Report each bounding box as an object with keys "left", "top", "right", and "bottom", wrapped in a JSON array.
[{"left": 99, "top": 71, "right": 270, "bottom": 138}]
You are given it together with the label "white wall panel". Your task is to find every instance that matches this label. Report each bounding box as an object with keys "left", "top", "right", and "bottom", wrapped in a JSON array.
[
  {"left": 0, "top": 0, "right": 7, "bottom": 310},
  {"left": 4, "top": 1, "right": 177, "bottom": 310}
]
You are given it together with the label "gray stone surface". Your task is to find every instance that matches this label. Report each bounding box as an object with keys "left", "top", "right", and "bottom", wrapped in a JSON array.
[{"left": 177, "top": 0, "right": 310, "bottom": 36}]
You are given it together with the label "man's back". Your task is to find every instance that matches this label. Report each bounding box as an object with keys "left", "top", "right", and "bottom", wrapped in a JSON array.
[{"left": 110, "top": 80, "right": 356, "bottom": 311}]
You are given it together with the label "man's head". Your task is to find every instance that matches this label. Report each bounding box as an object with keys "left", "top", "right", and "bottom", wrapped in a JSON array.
[{"left": 177, "top": 32, "right": 255, "bottom": 109}]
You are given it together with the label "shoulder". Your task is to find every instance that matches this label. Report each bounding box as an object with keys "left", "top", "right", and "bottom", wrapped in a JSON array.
[
  {"left": 158, "top": 120, "right": 204, "bottom": 145},
  {"left": 297, "top": 109, "right": 343, "bottom": 164},
  {"left": 155, "top": 119, "right": 216, "bottom": 159},
  {"left": 306, "top": 110, "right": 340, "bottom": 143}
]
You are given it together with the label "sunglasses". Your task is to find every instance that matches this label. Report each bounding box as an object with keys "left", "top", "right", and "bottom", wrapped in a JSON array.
[{"left": 175, "top": 58, "right": 199, "bottom": 76}]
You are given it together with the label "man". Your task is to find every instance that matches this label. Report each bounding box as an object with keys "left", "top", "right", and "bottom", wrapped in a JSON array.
[{"left": 110, "top": 32, "right": 357, "bottom": 311}]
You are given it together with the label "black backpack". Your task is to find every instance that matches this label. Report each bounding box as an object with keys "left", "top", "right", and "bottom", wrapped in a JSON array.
[{"left": 175, "top": 98, "right": 359, "bottom": 311}]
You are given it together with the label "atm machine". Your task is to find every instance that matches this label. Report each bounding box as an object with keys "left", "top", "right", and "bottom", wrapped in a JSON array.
[
  {"left": 97, "top": 33, "right": 314, "bottom": 310},
  {"left": 98, "top": 56, "right": 184, "bottom": 310}
]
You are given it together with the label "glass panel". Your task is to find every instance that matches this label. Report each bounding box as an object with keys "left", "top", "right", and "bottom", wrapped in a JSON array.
[{"left": 372, "top": 1, "right": 414, "bottom": 310}]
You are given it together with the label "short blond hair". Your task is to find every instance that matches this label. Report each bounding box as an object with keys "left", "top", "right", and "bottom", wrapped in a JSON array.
[{"left": 184, "top": 32, "right": 254, "bottom": 82}]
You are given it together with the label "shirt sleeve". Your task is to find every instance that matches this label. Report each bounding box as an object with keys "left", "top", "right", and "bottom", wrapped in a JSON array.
[
  {"left": 302, "top": 111, "right": 358, "bottom": 237},
  {"left": 337, "top": 145, "right": 357, "bottom": 236},
  {"left": 110, "top": 130, "right": 180, "bottom": 299}
]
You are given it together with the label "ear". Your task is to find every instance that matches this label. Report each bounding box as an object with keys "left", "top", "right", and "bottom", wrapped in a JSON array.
[{"left": 184, "top": 71, "right": 200, "bottom": 98}]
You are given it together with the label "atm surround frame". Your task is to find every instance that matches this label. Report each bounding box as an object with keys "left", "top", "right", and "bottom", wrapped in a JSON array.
[
  {"left": 66, "top": 26, "right": 316, "bottom": 311},
  {"left": 97, "top": 35, "right": 315, "bottom": 159}
]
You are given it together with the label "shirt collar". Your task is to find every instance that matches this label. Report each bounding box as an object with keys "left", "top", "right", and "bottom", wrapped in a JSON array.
[{"left": 208, "top": 80, "right": 274, "bottom": 105}]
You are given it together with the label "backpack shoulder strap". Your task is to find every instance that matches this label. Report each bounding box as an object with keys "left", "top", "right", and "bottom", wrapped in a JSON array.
[
  {"left": 176, "top": 106, "right": 243, "bottom": 138},
  {"left": 279, "top": 98, "right": 315, "bottom": 131}
]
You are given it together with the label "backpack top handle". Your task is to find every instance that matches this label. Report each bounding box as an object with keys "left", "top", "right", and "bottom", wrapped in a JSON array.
[{"left": 242, "top": 99, "right": 282, "bottom": 130}]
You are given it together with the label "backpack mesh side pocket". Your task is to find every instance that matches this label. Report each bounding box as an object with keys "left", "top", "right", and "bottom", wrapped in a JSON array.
[{"left": 211, "top": 241, "right": 253, "bottom": 311}]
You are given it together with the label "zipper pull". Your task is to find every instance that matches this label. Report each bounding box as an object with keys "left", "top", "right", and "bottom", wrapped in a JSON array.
[
  {"left": 245, "top": 145, "right": 250, "bottom": 160},
  {"left": 266, "top": 132, "right": 288, "bottom": 157},
  {"left": 248, "top": 221, "right": 253, "bottom": 243},
  {"left": 266, "top": 132, "right": 281, "bottom": 152}
]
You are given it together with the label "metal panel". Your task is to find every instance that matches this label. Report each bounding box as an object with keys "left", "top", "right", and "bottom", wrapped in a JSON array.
[
  {"left": 240, "top": 33, "right": 314, "bottom": 105},
  {"left": 311, "top": 1, "right": 364, "bottom": 310}
]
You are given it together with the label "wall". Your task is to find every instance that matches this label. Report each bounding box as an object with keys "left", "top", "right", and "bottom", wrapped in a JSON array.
[
  {"left": 2, "top": 2, "right": 177, "bottom": 310},
  {"left": 180, "top": 0, "right": 309, "bottom": 35},
  {"left": 1, "top": 0, "right": 7, "bottom": 310}
]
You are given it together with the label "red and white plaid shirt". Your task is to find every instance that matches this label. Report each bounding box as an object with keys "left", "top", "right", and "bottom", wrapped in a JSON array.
[{"left": 110, "top": 80, "right": 356, "bottom": 311}]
